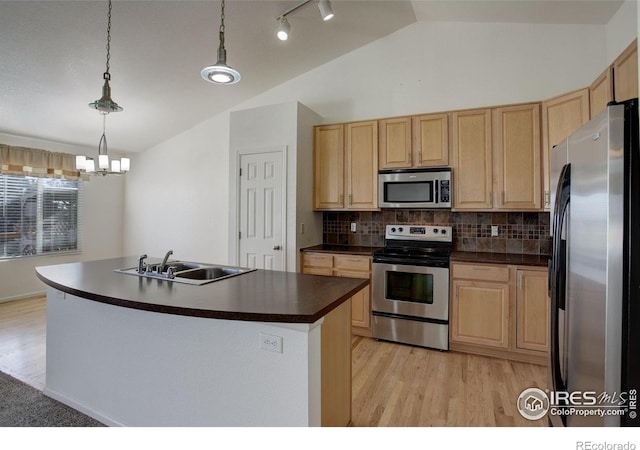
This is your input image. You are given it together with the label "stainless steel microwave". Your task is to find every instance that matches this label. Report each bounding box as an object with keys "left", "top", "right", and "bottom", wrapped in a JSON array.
[{"left": 378, "top": 168, "right": 452, "bottom": 209}]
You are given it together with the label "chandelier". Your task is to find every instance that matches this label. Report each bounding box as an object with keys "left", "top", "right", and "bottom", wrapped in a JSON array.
[{"left": 77, "top": 0, "right": 129, "bottom": 175}]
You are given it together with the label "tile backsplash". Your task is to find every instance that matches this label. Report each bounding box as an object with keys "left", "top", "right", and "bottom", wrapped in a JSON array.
[{"left": 323, "top": 210, "right": 551, "bottom": 256}]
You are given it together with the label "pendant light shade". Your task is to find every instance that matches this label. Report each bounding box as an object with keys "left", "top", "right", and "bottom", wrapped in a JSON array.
[{"left": 201, "top": 0, "right": 241, "bottom": 85}]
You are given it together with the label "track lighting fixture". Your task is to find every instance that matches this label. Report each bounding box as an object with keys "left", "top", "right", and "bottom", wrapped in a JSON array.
[
  {"left": 275, "top": 0, "right": 334, "bottom": 41},
  {"left": 277, "top": 17, "right": 290, "bottom": 41}
]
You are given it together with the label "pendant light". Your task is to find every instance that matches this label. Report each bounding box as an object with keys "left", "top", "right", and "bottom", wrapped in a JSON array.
[
  {"left": 201, "top": 0, "right": 241, "bottom": 85},
  {"left": 77, "top": 0, "right": 130, "bottom": 176}
]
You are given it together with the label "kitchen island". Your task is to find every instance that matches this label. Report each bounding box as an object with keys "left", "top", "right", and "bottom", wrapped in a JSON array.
[{"left": 36, "top": 256, "right": 367, "bottom": 427}]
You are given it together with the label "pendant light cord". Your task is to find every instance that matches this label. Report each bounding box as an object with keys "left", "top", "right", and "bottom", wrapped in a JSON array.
[
  {"left": 104, "top": 0, "right": 112, "bottom": 81},
  {"left": 218, "top": 0, "right": 226, "bottom": 49}
]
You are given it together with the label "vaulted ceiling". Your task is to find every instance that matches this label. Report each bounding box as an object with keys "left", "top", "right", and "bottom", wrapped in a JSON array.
[{"left": 0, "top": 1, "right": 623, "bottom": 153}]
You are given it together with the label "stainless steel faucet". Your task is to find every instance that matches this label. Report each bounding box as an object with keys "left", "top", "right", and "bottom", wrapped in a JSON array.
[
  {"left": 159, "top": 250, "right": 173, "bottom": 273},
  {"left": 137, "top": 254, "right": 148, "bottom": 274}
]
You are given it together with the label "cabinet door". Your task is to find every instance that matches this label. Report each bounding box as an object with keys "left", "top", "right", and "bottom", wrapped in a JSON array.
[
  {"left": 590, "top": 68, "right": 613, "bottom": 117},
  {"left": 613, "top": 39, "right": 638, "bottom": 103},
  {"left": 541, "top": 88, "right": 589, "bottom": 211},
  {"left": 314, "top": 125, "right": 345, "bottom": 210},
  {"left": 450, "top": 279, "right": 509, "bottom": 349},
  {"left": 378, "top": 117, "right": 412, "bottom": 169},
  {"left": 335, "top": 268, "right": 371, "bottom": 330},
  {"left": 412, "top": 113, "right": 448, "bottom": 167},
  {"left": 450, "top": 109, "right": 493, "bottom": 210},
  {"left": 346, "top": 121, "right": 378, "bottom": 210},
  {"left": 492, "top": 103, "right": 541, "bottom": 210},
  {"left": 515, "top": 269, "right": 549, "bottom": 353}
]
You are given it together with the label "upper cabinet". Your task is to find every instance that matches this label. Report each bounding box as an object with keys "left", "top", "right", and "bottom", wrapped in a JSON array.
[
  {"left": 590, "top": 67, "right": 613, "bottom": 117},
  {"left": 613, "top": 39, "right": 638, "bottom": 103},
  {"left": 346, "top": 121, "right": 378, "bottom": 210},
  {"left": 541, "top": 88, "right": 590, "bottom": 210},
  {"left": 314, "top": 121, "right": 378, "bottom": 211},
  {"left": 378, "top": 113, "right": 448, "bottom": 169},
  {"left": 492, "top": 103, "right": 542, "bottom": 210},
  {"left": 450, "top": 109, "right": 493, "bottom": 210},
  {"left": 451, "top": 104, "right": 541, "bottom": 211},
  {"left": 314, "top": 124, "right": 345, "bottom": 209}
]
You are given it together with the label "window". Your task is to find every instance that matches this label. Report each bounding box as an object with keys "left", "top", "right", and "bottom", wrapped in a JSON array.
[{"left": 0, "top": 175, "right": 82, "bottom": 259}]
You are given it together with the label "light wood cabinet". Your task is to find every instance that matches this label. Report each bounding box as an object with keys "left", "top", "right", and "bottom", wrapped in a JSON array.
[
  {"left": 452, "top": 105, "right": 541, "bottom": 211},
  {"left": 450, "top": 262, "right": 549, "bottom": 365},
  {"left": 450, "top": 108, "right": 493, "bottom": 210},
  {"left": 541, "top": 88, "right": 590, "bottom": 210},
  {"left": 314, "top": 124, "right": 345, "bottom": 209},
  {"left": 314, "top": 121, "right": 378, "bottom": 210},
  {"left": 378, "top": 113, "right": 448, "bottom": 170},
  {"left": 613, "top": 39, "right": 638, "bottom": 103},
  {"left": 450, "top": 264, "right": 510, "bottom": 349},
  {"left": 590, "top": 67, "right": 613, "bottom": 118},
  {"left": 302, "top": 252, "right": 372, "bottom": 335},
  {"left": 492, "top": 103, "right": 542, "bottom": 210},
  {"left": 515, "top": 268, "right": 549, "bottom": 353},
  {"left": 378, "top": 117, "right": 412, "bottom": 169}
]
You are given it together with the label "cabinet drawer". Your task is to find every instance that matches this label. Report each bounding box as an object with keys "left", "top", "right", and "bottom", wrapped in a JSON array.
[
  {"left": 452, "top": 263, "right": 509, "bottom": 282},
  {"left": 334, "top": 255, "right": 370, "bottom": 272},
  {"left": 303, "top": 253, "right": 334, "bottom": 268}
]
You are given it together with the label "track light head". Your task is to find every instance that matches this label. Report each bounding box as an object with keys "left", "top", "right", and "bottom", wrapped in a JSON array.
[
  {"left": 318, "top": 0, "right": 334, "bottom": 21},
  {"left": 277, "top": 17, "right": 290, "bottom": 41}
]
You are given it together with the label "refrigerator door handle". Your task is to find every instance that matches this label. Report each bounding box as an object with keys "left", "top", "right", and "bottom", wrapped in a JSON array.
[{"left": 550, "top": 163, "right": 571, "bottom": 426}]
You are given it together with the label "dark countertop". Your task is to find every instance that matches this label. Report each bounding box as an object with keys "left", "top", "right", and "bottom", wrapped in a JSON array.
[
  {"left": 301, "top": 244, "right": 382, "bottom": 256},
  {"left": 451, "top": 251, "right": 550, "bottom": 267},
  {"left": 35, "top": 257, "right": 368, "bottom": 324},
  {"left": 301, "top": 245, "right": 549, "bottom": 267}
]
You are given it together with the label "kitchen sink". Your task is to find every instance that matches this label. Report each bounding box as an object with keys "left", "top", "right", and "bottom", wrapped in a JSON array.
[{"left": 114, "top": 260, "right": 256, "bottom": 286}]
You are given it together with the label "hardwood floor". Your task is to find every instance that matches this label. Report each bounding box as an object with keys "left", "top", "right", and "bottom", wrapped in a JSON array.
[
  {"left": 0, "top": 296, "right": 547, "bottom": 426},
  {"left": 351, "top": 336, "right": 547, "bottom": 427},
  {"left": 0, "top": 296, "right": 46, "bottom": 390}
]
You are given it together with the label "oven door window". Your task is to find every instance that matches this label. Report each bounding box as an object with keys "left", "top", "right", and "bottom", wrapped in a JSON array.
[
  {"left": 386, "top": 271, "right": 433, "bottom": 304},
  {"left": 384, "top": 181, "right": 433, "bottom": 203}
]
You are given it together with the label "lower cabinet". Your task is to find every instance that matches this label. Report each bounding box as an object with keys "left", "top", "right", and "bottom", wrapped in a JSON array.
[
  {"left": 450, "top": 262, "right": 548, "bottom": 364},
  {"left": 302, "top": 252, "right": 371, "bottom": 336}
]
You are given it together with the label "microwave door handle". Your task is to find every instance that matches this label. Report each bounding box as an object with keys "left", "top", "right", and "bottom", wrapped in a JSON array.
[{"left": 435, "top": 180, "right": 439, "bottom": 204}]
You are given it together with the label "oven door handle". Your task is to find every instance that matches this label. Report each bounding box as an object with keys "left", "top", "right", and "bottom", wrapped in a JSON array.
[{"left": 434, "top": 180, "right": 439, "bottom": 204}]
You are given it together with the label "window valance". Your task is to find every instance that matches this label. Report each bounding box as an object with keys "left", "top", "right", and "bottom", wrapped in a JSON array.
[{"left": 0, "top": 144, "right": 81, "bottom": 180}]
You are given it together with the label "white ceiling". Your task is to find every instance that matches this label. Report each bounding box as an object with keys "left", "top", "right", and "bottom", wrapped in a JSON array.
[{"left": 0, "top": 0, "right": 624, "bottom": 154}]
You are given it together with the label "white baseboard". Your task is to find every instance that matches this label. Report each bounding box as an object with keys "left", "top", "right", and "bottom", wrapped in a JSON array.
[
  {"left": 42, "top": 386, "right": 123, "bottom": 427},
  {"left": 0, "top": 290, "right": 46, "bottom": 304}
]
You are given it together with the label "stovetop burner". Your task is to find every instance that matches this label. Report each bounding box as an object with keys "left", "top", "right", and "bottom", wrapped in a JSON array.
[{"left": 373, "top": 224, "right": 453, "bottom": 267}]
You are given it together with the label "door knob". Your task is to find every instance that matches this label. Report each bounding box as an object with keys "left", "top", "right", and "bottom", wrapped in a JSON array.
[{"left": 273, "top": 245, "right": 281, "bottom": 250}]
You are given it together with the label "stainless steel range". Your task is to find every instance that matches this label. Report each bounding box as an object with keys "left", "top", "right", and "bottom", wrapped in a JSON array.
[{"left": 372, "top": 224, "right": 452, "bottom": 350}]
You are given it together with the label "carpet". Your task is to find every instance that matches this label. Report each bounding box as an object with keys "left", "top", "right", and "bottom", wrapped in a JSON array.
[{"left": 0, "top": 371, "right": 103, "bottom": 427}]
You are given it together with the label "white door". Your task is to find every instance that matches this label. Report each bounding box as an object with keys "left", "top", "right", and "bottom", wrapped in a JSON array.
[{"left": 238, "top": 151, "right": 285, "bottom": 270}]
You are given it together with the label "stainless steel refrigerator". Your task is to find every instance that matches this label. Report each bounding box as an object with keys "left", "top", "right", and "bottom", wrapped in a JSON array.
[{"left": 549, "top": 99, "right": 640, "bottom": 427}]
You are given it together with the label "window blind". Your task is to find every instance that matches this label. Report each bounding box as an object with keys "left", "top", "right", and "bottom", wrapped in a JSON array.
[{"left": 0, "top": 175, "right": 82, "bottom": 259}]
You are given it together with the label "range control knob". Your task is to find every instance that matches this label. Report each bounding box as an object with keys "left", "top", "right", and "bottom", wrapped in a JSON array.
[
  {"left": 433, "top": 228, "right": 439, "bottom": 233},
  {"left": 398, "top": 227, "right": 404, "bottom": 233},
  {"left": 441, "top": 229, "right": 447, "bottom": 234},
  {"left": 391, "top": 227, "right": 396, "bottom": 233}
]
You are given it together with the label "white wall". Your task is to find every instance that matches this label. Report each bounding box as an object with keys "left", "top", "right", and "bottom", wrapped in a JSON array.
[
  {"left": 605, "top": 0, "right": 638, "bottom": 64},
  {"left": 124, "top": 20, "right": 623, "bottom": 262},
  {"left": 123, "top": 113, "right": 230, "bottom": 264},
  {"left": 0, "top": 133, "right": 124, "bottom": 302},
  {"left": 228, "top": 101, "right": 323, "bottom": 271}
]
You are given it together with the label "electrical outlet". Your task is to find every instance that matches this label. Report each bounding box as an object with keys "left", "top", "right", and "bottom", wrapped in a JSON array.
[
  {"left": 351, "top": 222, "right": 357, "bottom": 232},
  {"left": 260, "top": 333, "right": 283, "bottom": 353},
  {"left": 491, "top": 225, "right": 499, "bottom": 237}
]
